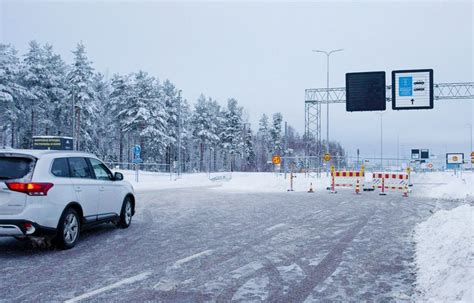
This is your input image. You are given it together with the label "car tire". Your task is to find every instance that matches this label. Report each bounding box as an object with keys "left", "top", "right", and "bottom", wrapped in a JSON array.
[
  {"left": 117, "top": 197, "right": 133, "bottom": 229},
  {"left": 57, "top": 208, "right": 81, "bottom": 250}
]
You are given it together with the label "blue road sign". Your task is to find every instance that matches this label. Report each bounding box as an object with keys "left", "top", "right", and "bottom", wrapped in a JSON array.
[
  {"left": 133, "top": 145, "right": 142, "bottom": 163},
  {"left": 399, "top": 77, "right": 413, "bottom": 96}
]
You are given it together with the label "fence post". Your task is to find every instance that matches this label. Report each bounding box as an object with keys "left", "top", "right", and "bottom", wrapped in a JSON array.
[{"left": 135, "top": 164, "right": 139, "bottom": 183}]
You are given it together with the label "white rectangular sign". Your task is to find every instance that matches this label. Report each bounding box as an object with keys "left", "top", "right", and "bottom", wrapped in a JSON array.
[
  {"left": 392, "top": 69, "right": 433, "bottom": 110},
  {"left": 446, "top": 153, "right": 464, "bottom": 164}
]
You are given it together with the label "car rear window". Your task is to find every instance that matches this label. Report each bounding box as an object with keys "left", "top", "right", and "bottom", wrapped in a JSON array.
[{"left": 0, "top": 156, "right": 35, "bottom": 180}]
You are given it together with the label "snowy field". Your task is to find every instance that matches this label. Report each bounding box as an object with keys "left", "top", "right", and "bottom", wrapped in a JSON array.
[{"left": 0, "top": 171, "right": 472, "bottom": 302}]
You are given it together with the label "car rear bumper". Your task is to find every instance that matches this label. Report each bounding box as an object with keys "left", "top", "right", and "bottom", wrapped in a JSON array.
[{"left": 0, "top": 220, "right": 56, "bottom": 237}]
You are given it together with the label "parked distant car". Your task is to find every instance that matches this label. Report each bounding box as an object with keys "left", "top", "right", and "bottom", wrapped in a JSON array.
[{"left": 0, "top": 149, "right": 135, "bottom": 249}]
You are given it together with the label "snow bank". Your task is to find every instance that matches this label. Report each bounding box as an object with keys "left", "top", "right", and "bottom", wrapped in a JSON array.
[
  {"left": 215, "top": 172, "right": 330, "bottom": 193},
  {"left": 116, "top": 170, "right": 331, "bottom": 193},
  {"left": 411, "top": 171, "right": 473, "bottom": 201},
  {"left": 413, "top": 204, "right": 474, "bottom": 302},
  {"left": 119, "top": 170, "right": 214, "bottom": 191}
]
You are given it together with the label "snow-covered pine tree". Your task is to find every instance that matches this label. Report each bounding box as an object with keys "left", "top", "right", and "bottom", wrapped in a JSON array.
[
  {"left": 220, "top": 98, "right": 243, "bottom": 171},
  {"left": 162, "top": 79, "right": 180, "bottom": 164},
  {"left": 20, "top": 40, "right": 50, "bottom": 147},
  {"left": 191, "top": 94, "right": 220, "bottom": 171},
  {"left": 67, "top": 42, "right": 97, "bottom": 151},
  {"left": 121, "top": 71, "right": 169, "bottom": 161},
  {"left": 0, "top": 44, "right": 31, "bottom": 147},
  {"left": 109, "top": 73, "right": 132, "bottom": 162},
  {"left": 242, "top": 124, "right": 256, "bottom": 171},
  {"left": 256, "top": 113, "right": 271, "bottom": 171},
  {"left": 144, "top": 75, "right": 170, "bottom": 162},
  {"left": 42, "top": 44, "right": 69, "bottom": 137},
  {"left": 92, "top": 72, "right": 112, "bottom": 158},
  {"left": 270, "top": 112, "right": 283, "bottom": 156}
]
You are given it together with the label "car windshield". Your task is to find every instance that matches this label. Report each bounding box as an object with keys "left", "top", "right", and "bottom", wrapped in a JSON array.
[{"left": 0, "top": 156, "right": 35, "bottom": 180}]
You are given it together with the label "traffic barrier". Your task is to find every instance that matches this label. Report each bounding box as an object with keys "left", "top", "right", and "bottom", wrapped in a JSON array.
[
  {"left": 372, "top": 172, "right": 409, "bottom": 196},
  {"left": 355, "top": 179, "right": 360, "bottom": 194},
  {"left": 330, "top": 170, "right": 365, "bottom": 191}
]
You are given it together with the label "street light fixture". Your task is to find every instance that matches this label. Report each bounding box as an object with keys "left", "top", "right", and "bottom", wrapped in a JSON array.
[{"left": 312, "top": 48, "right": 344, "bottom": 174}]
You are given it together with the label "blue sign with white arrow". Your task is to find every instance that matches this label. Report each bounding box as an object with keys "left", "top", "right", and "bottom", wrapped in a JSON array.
[{"left": 133, "top": 145, "right": 142, "bottom": 162}]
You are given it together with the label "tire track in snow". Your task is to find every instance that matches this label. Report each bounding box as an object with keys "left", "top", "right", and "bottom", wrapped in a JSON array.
[{"left": 274, "top": 212, "right": 374, "bottom": 303}]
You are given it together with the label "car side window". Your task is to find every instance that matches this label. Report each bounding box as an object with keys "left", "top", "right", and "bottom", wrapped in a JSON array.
[
  {"left": 51, "top": 158, "right": 70, "bottom": 177},
  {"left": 69, "top": 157, "right": 93, "bottom": 179},
  {"left": 89, "top": 158, "right": 113, "bottom": 181}
]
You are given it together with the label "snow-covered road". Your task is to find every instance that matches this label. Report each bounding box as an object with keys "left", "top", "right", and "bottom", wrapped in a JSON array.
[{"left": 0, "top": 187, "right": 464, "bottom": 302}]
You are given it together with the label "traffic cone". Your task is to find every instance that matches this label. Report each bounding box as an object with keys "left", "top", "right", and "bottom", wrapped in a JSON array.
[
  {"left": 402, "top": 185, "right": 408, "bottom": 197},
  {"left": 355, "top": 179, "right": 360, "bottom": 194},
  {"left": 308, "top": 182, "right": 314, "bottom": 193},
  {"left": 379, "top": 177, "right": 387, "bottom": 196}
]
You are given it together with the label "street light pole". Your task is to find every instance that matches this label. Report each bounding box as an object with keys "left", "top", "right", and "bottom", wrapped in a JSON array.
[
  {"left": 313, "top": 48, "right": 344, "bottom": 175},
  {"left": 380, "top": 114, "right": 383, "bottom": 170},
  {"left": 467, "top": 123, "right": 472, "bottom": 170},
  {"left": 376, "top": 112, "right": 385, "bottom": 170}
]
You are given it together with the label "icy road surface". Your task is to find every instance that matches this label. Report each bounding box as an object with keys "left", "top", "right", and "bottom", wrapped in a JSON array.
[{"left": 0, "top": 187, "right": 463, "bottom": 302}]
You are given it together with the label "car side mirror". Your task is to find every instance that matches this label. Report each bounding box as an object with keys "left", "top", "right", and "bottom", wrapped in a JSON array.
[{"left": 114, "top": 172, "right": 124, "bottom": 181}]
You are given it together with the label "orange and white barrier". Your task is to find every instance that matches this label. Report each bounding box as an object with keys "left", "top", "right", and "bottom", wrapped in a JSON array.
[{"left": 372, "top": 172, "right": 409, "bottom": 196}]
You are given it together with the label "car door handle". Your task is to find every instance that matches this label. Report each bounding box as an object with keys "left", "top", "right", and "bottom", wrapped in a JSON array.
[
  {"left": 74, "top": 186, "right": 82, "bottom": 192},
  {"left": 99, "top": 186, "right": 105, "bottom": 191}
]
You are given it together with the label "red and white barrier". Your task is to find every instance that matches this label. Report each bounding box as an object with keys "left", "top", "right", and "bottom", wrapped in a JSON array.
[
  {"left": 331, "top": 171, "right": 365, "bottom": 193},
  {"left": 372, "top": 172, "right": 409, "bottom": 196}
]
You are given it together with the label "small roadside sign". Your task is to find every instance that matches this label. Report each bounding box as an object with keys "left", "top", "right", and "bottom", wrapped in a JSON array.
[
  {"left": 133, "top": 145, "right": 142, "bottom": 163},
  {"left": 323, "top": 153, "right": 331, "bottom": 161},
  {"left": 272, "top": 155, "right": 281, "bottom": 165}
]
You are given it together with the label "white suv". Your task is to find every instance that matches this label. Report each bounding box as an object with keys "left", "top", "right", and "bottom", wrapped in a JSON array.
[{"left": 0, "top": 149, "right": 135, "bottom": 249}]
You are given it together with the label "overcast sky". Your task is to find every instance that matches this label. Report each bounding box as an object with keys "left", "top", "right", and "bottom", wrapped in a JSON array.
[{"left": 1, "top": 0, "right": 473, "bottom": 160}]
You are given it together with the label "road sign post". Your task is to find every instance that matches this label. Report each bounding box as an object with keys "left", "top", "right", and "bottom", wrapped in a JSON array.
[{"left": 132, "top": 145, "right": 142, "bottom": 182}]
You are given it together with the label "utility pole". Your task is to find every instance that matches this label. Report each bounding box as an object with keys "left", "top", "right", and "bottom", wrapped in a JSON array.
[{"left": 312, "top": 48, "right": 344, "bottom": 176}]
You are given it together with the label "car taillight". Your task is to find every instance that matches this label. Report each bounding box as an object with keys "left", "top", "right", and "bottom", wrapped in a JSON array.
[{"left": 6, "top": 182, "right": 54, "bottom": 196}]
